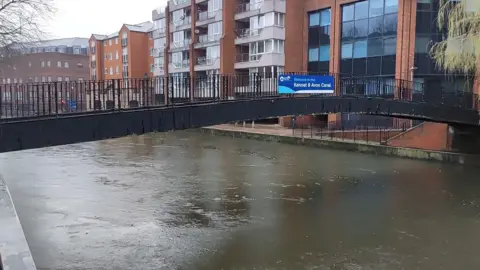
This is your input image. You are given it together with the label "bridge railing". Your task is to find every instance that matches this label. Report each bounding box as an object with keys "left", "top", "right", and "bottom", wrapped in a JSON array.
[{"left": 0, "top": 73, "right": 477, "bottom": 120}]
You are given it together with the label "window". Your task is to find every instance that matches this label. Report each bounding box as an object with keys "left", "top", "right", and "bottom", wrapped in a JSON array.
[
  {"left": 34, "top": 77, "right": 39, "bottom": 82},
  {"left": 28, "top": 61, "right": 31, "bottom": 67},
  {"left": 116, "top": 66, "right": 119, "bottom": 74},
  {"left": 341, "top": 43, "right": 353, "bottom": 59},
  {"left": 116, "top": 50, "right": 119, "bottom": 59},
  {"left": 122, "top": 32, "right": 127, "bottom": 38},
  {"left": 47, "top": 76, "right": 52, "bottom": 82},
  {"left": 208, "top": 21, "right": 222, "bottom": 37},
  {"left": 353, "top": 40, "right": 367, "bottom": 58},
  {"left": 172, "top": 9, "right": 184, "bottom": 22},
  {"left": 6, "top": 78, "right": 10, "bottom": 84},
  {"left": 57, "top": 76, "right": 63, "bottom": 82},
  {"left": 47, "top": 60, "right": 51, "bottom": 67},
  {"left": 150, "top": 64, "right": 154, "bottom": 72},
  {"left": 73, "top": 47, "right": 81, "bottom": 54},
  {"left": 110, "top": 67, "right": 113, "bottom": 75},
  {"left": 150, "top": 48, "right": 154, "bottom": 56},
  {"left": 13, "top": 78, "right": 17, "bottom": 84},
  {"left": 77, "top": 63, "right": 84, "bottom": 68},
  {"left": 109, "top": 40, "right": 112, "bottom": 46},
  {"left": 340, "top": 0, "right": 398, "bottom": 76},
  {"left": 64, "top": 62, "right": 69, "bottom": 68},
  {"left": 274, "top": 13, "right": 285, "bottom": 26},
  {"left": 19, "top": 78, "right": 22, "bottom": 83},
  {"left": 104, "top": 68, "right": 108, "bottom": 74},
  {"left": 308, "top": 48, "right": 319, "bottom": 62},
  {"left": 78, "top": 77, "right": 84, "bottom": 81},
  {"left": 110, "top": 53, "right": 113, "bottom": 60},
  {"left": 115, "top": 38, "right": 118, "bottom": 44},
  {"left": 41, "top": 60, "right": 45, "bottom": 67},
  {"left": 41, "top": 76, "right": 46, "bottom": 82},
  {"left": 65, "top": 77, "right": 70, "bottom": 82},
  {"left": 57, "top": 61, "right": 62, "bottom": 67},
  {"left": 208, "top": 0, "right": 222, "bottom": 11},
  {"left": 206, "top": 45, "right": 220, "bottom": 59},
  {"left": 319, "top": 45, "right": 330, "bottom": 61},
  {"left": 308, "top": 7, "right": 331, "bottom": 73}
]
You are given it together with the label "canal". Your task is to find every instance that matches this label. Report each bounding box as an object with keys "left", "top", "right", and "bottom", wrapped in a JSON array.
[{"left": 1, "top": 131, "right": 480, "bottom": 270}]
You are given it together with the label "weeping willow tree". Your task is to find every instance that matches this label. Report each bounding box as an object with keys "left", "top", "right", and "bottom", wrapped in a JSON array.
[{"left": 430, "top": 0, "right": 480, "bottom": 76}]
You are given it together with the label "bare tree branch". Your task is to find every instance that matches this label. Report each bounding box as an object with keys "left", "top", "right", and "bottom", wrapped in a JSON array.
[{"left": 0, "top": 0, "right": 55, "bottom": 59}]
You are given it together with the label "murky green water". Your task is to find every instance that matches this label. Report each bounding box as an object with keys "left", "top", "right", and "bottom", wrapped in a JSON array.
[{"left": 1, "top": 131, "right": 480, "bottom": 270}]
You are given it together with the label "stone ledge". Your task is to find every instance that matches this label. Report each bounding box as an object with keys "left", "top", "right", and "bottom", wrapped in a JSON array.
[
  {"left": 199, "top": 126, "right": 480, "bottom": 166},
  {"left": 0, "top": 175, "right": 36, "bottom": 270}
]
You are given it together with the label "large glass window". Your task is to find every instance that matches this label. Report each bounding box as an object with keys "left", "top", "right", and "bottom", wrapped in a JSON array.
[
  {"left": 413, "top": 0, "right": 473, "bottom": 93},
  {"left": 340, "top": 0, "right": 398, "bottom": 76},
  {"left": 307, "top": 8, "right": 331, "bottom": 74}
]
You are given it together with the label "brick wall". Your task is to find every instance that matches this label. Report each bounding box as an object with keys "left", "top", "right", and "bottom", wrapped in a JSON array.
[{"left": 387, "top": 122, "right": 450, "bottom": 151}]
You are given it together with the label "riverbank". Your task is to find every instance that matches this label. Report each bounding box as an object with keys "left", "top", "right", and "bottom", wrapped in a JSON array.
[
  {"left": 0, "top": 174, "right": 37, "bottom": 270},
  {"left": 200, "top": 124, "right": 480, "bottom": 166}
]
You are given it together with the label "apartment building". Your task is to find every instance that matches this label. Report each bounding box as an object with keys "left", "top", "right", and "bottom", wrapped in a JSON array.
[
  {"left": 89, "top": 21, "right": 154, "bottom": 81},
  {"left": 282, "top": 0, "right": 474, "bottom": 138},
  {"left": 153, "top": 0, "right": 286, "bottom": 79},
  {"left": 0, "top": 38, "right": 89, "bottom": 84}
]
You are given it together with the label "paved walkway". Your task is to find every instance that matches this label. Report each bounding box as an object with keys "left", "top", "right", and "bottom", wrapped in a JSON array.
[
  {"left": 205, "top": 124, "right": 383, "bottom": 145},
  {"left": 0, "top": 174, "right": 37, "bottom": 270}
]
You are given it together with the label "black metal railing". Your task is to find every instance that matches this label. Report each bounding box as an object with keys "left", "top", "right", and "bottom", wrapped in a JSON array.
[
  {"left": 290, "top": 120, "right": 412, "bottom": 145},
  {"left": 0, "top": 73, "right": 477, "bottom": 120}
]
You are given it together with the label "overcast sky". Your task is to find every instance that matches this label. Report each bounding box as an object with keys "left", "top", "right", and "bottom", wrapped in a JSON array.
[{"left": 46, "top": 0, "right": 168, "bottom": 39}]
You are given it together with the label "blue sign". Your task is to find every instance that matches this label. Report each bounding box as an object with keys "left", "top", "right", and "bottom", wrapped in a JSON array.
[
  {"left": 278, "top": 75, "right": 335, "bottom": 94},
  {"left": 69, "top": 100, "right": 77, "bottom": 110}
]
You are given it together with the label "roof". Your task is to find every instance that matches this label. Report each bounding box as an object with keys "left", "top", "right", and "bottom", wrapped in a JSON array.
[
  {"left": 92, "top": 32, "right": 119, "bottom": 41},
  {"left": 34, "top": 37, "right": 89, "bottom": 48},
  {"left": 124, "top": 21, "right": 154, "bottom": 33},
  {"left": 91, "top": 21, "right": 153, "bottom": 41}
]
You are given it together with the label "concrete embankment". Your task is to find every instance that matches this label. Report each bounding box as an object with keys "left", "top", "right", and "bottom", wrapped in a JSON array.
[
  {"left": 0, "top": 175, "right": 36, "bottom": 270},
  {"left": 199, "top": 125, "right": 480, "bottom": 166}
]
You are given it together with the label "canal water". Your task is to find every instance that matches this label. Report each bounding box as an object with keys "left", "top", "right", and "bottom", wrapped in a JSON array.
[{"left": 1, "top": 131, "right": 480, "bottom": 270}]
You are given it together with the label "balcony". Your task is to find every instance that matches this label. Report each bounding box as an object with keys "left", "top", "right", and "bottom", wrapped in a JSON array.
[
  {"left": 170, "top": 39, "right": 192, "bottom": 51},
  {"left": 194, "top": 34, "right": 221, "bottom": 48},
  {"left": 234, "top": 52, "right": 284, "bottom": 69},
  {"left": 235, "top": 0, "right": 285, "bottom": 21},
  {"left": 196, "top": 9, "right": 222, "bottom": 26},
  {"left": 169, "top": 59, "right": 190, "bottom": 73},
  {"left": 152, "top": 9, "right": 166, "bottom": 20},
  {"left": 168, "top": 0, "right": 191, "bottom": 12},
  {"left": 154, "top": 65, "right": 165, "bottom": 76},
  {"left": 235, "top": 26, "right": 285, "bottom": 44},
  {"left": 122, "top": 56, "right": 128, "bottom": 64},
  {"left": 121, "top": 38, "right": 128, "bottom": 47},
  {"left": 152, "top": 28, "right": 166, "bottom": 39},
  {"left": 154, "top": 47, "right": 166, "bottom": 57},
  {"left": 170, "top": 16, "right": 192, "bottom": 32},
  {"left": 194, "top": 57, "right": 220, "bottom": 71}
]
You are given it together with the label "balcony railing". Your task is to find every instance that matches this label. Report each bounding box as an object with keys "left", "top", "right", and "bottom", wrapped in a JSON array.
[
  {"left": 235, "top": 53, "right": 261, "bottom": 62},
  {"left": 172, "top": 16, "right": 192, "bottom": 27},
  {"left": 197, "top": 10, "right": 219, "bottom": 21},
  {"left": 172, "top": 59, "right": 190, "bottom": 68},
  {"left": 236, "top": 28, "right": 261, "bottom": 38},
  {"left": 121, "top": 38, "right": 128, "bottom": 47},
  {"left": 170, "top": 39, "right": 192, "bottom": 49},
  {"left": 196, "top": 57, "right": 218, "bottom": 65},
  {"left": 236, "top": 1, "right": 263, "bottom": 13},
  {"left": 152, "top": 28, "right": 166, "bottom": 39},
  {"left": 173, "top": 0, "right": 189, "bottom": 5},
  {"left": 198, "top": 34, "right": 221, "bottom": 43}
]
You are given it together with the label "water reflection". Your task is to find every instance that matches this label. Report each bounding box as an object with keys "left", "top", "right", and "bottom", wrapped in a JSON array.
[{"left": 1, "top": 131, "right": 480, "bottom": 269}]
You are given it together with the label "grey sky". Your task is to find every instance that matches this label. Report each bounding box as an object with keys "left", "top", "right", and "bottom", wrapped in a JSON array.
[{"left": 46, "top": 0, "right": 168, "bottom": 39}]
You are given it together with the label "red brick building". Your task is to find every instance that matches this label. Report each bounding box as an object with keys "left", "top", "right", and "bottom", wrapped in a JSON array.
[
  {"left": 283, "top": 0, "right": 473, "bottom": 151},
  {"left": 0, "top": 37, "right": 89, "bottom": 83}
]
